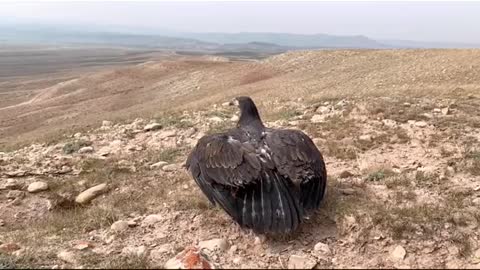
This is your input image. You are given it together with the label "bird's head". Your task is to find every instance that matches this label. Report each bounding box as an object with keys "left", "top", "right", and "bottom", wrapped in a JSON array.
[{"left": 228, "top": 96, "right": 263, "bottom": 128}]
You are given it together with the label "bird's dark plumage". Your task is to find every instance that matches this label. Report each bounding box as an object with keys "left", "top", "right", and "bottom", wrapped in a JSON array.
[{"left": 185, "top": 96, "right": 327, "bottom": 234}]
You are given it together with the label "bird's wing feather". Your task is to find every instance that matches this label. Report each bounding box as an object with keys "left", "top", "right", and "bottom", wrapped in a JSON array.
[
  {"left": 265, "top": 128, "right": 327, "bottom": 209},
  {"left": 186, "top": 132, "right": 261, "bottom": 188}
]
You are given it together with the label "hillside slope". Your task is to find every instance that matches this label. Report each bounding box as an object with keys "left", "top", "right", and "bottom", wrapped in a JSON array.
[{"left": 1, "top": 49, "right": 479, "bottom": 149}]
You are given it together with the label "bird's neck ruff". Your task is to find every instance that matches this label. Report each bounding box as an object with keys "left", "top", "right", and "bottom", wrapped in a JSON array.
[{"left": 238, "top": 99, "right": 265, "bottom": 130}]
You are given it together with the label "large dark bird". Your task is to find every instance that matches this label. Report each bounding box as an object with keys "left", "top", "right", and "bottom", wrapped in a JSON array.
[{"left": 185, "top": 96, "right": 327, "bottom": 234}]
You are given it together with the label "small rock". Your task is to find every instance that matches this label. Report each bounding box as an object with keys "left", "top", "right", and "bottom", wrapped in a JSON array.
[
  {"left": 57, "top": 250, "right": 79, "bottom": 264},
  {"left": 230, "top": 115, "right": 239, "bottom": 122},
  {"left": 199, "top": 238, "right": 229, "bottom": 252},
  {"left": 474, "top": 248, "right": 480, "bottom": 259},
  {"left": 339, "top": 170, "right": 354, "bottom": 179},
  {"left": 6, "top": 190, "right": 24, "bottom": 199},
  {"left": 164, "top": 246, "right": 216, "bottom": 269},
  {"left": 403, "top": 102, "right": 411, "bottom": 107},
  {"left": 111, "top": 220, "right": 129, "bottom": 232},
  {"left": 0, "top": 243, "right": 21, "bottom": 253},
  {"left": 5, "top": 179, "right": 20, "bottom": 190},
  {"left": 222, "top": 102, "right": 230, "bottom": 107},
  {"left": 209, "top": 116, "right": 223, "bottom": 123},
  {"left": 229, "top": 245, "right": 238, "bottom": 254},
  {"left": 184, "top": 127, "right": 197, "bottom": 138},
  {"left": 233, "top": 257, "right": 242, "bottom": 265},
  {"left": 162, "top": 164, "right": 178, "bottom": 172},
  {"left": 78, "top": 146, "right": 94, "bottom": 154},
  {"left": 75, "top": 183, "right": 108, "bottom": 204},
  {"left": 473, "top": 198, "right": 480, "bottom": 205},
  {"left": 122, "top": 245, "right": 147, "bottom": 257},
  {"left": 359, "top": 134, "right": 373, "bottom": 142},
  {"left": 73, "top": 241, "right": 93, "bottom": 251},
  {"left": 311, "top": 114, "right": 326, "bottom": 123},
  {"left": 433, "top": 108, "right": 442, "bottom": 113},
  {"left": 288, "top": 254, "right": 317, "bottom": 269},
  {"left": 415, "top": 121, "right": 428, "bottom": 128},
  {"left": 0, "top": 219, "right": 4, "bottom": 226},
  {"left": 441, "top": 107, "right": 450, "bottom": 115},
  {"left": 150, "top": 244, "right": 174, "bottom": 264},
  {"left": 102, "top": 120, "right": 113, "bottom": 127},
  {"left": 158, "top": 130, "right": 177, "bottom": 140},
  {"left": 150, "top": 161, "right": 168, "bottom": 169},
  {"left": 127, "top": 220, "right": 138, "bottom": 227},
  {"left": 390, "top": 245, "right": 406, "bottom": 261},
  {"left": 339, "top": 188, "right": 356, "bottom": 195},
  {"left": 316, "top": 106, "right": 331, "bottom": 114},
  {"left": 27, "top": 181, "right": 49, "bottom": 193},
  {"left": 313, "top": 242, "right": 331, "bottom": 255},
  {"left": 142, "top": 214, "right": 162, "bottom": 227},
  {"left": 144, "top": 123, "right": 162, "bottom": 132},
  {"left": 254, "top": 236, "right": 266, "bottom": 246},
  {"left": 382, "top": 119, "right": 397, "bottom": 127}
]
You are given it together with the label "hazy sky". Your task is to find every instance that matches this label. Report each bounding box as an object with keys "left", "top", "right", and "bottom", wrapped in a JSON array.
[{"left": 1, "top": 1, "right": 480, "bottom": 43}]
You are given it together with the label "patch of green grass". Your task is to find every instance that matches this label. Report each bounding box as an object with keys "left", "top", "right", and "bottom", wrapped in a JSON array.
[
  {"left": 366, "top": 168, "right": 395, "bottom": 182},
  {"left": 144, "top": 147, "right": 185, "bottom": 164},
  {"left": 155, "top": 113, "right": 195, "bottom": 129}
]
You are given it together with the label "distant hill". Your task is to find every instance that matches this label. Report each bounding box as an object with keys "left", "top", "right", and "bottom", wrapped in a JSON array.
[
  {"left": 176, "top": 32, "right": 389, "bottom": 49},
  {"left": 1, "top": 22, "right": 480, "bottom": 51}
]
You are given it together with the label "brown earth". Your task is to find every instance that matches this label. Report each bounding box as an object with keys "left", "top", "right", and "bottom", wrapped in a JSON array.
[{"left": 1, "top": 49, "right": 480, "bottom": 269}]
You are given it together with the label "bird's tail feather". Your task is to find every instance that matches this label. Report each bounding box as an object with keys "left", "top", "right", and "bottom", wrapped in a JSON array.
[
  {"left": 217, "top": 170, "right": 303, "bottom": 234},
  {"left": 300, "top": 175, "right": 326, "bottom": 211}
]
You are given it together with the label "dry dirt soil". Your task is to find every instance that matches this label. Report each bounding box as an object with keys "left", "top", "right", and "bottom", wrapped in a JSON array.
[{"left": 1, "top": 49, "right": 480, "bottom": 269}]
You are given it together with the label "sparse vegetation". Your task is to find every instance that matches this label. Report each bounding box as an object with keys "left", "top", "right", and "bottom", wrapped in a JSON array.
[
  {"left": 63, "top": 139, "right": 92, "bottom": 154},
  {"left": 366, "top": 168, "right": 395, "bottom": 182}
]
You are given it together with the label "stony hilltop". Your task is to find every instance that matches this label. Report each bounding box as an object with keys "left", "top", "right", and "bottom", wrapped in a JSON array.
[{"left": 1, "top": 49, "right": 480, "bottom": 268}]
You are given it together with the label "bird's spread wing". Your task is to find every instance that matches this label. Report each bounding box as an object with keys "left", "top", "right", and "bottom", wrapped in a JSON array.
[
  {"left": 186, "top": 133, "right": 261, "bottom": 187},
  {"left": 186, "top": 131, "right": 302, "bottom": 233},
  {"left": 264, "top": 128, "right": 327, "bottom": 210}
]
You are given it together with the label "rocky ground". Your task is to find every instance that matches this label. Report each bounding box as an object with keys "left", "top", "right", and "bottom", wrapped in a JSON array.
[{"left": 1, "top": 95, "right": 480, "bottom": 269}]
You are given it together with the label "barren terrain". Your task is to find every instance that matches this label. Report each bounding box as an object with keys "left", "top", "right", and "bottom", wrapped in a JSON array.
[{"left": 1, "top": 49, "right": 480, "bottom": 268}]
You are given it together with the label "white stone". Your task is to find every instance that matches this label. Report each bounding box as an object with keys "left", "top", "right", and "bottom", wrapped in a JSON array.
[
  {"left": 390, "top": 245, "right": 406, "bottom": 261},
  {"left": 150, "top": 161, "right": 168, "bottom": 169},
  {"left": 441, "top": 107, "right": 451, "bottom": 115},
  {"left": 142, "top": 214, "right": 162, "bottom": 227},
  {"left": 316, "top": 106, "right": 331, "bottom": 114},
  {"left": 102, "top": 120, "right": 113, "bottom": 127},
  {"left": 415, "top": 121, "right": 428, "bottom": 128},
  {"left": 358, "top": 134, "right": 373, "bottom": 142},
  {"left": 144, "top": 123, "right": 162, "bottom": 132},
  {"left": 78, "top": 146, "right": 94, "bottom": 154},
  {"left": 230, "top": 115, "right": 239, "bottom": 122},
  {"left": 57, "top": 250, "right": 79, "bottom": 264},
  {"left": 111, "top": 220, "right": 129, "bottom": 232},
  {"left": 122, "top": 245, "right": 147, "bottom": 257},
  {"left": 199, "top": 238, "right": 229, "bottom": 252},
  {"left": 27, "top": 181, "right": 48, "bottom": 193},
  {"left": 382, "top": 119, "right": 397, "bottom": 127},
  {"left": 209, "top": 116, "right": 223, "bottom": 123},
  {"left": 314, "top": 242, "right": 331, "bottom": 256},
  {"left": 75, "top": 183, "right": 108, "bottom": 204},
  {"left": 288, "top": 254, "right": 317, "bottom": 269},
  {"left": 311, "top": 114, "right": 326, "bottom": 123}
]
